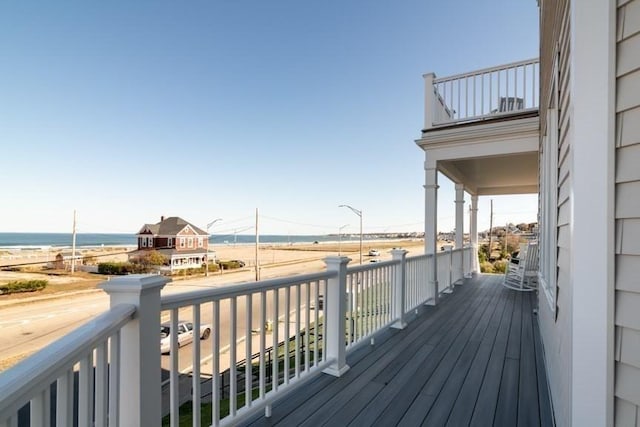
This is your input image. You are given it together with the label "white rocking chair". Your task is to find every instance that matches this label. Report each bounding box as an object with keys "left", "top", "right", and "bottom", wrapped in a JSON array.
[{"left": 503, "top": 242, "right": 539, "bottom": 291}]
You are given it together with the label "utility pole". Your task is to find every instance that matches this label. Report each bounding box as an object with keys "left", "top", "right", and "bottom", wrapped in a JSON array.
[
  {"left": 488, "top": 199, "right": 494, "bottom": 260},
  {"left": 71, "top": 210, "right": 77, "bottom": 274},
  {"left": 255, "top": 208, "right": 260, "bottom": 281}
]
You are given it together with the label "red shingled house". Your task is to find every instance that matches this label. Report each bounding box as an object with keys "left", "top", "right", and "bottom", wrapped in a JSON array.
[{"left": 131, "top": 216, "right": 210, "bottom": 272}]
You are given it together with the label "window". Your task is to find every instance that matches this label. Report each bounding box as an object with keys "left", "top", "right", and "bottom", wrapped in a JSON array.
[
  {"left": 147, "top": 237, "right": 153, "bottom": 248},
  {"left": 179, "top": 238, "right": 185, "bottom": 248},
  {"left": 167, "top": 237, "right": 173, "bottom": 248},
  {"left": 198, "top": 237, "right": 203, "bottom": 248},
  {"left": 188, "top": 237, "right": 193, "bottom": 248},
  {"left": 539, "top": 66, "right": 559, "bottom": 312},
  {"left": 140, "top": 237, "right": 146, "bottom": 248}
]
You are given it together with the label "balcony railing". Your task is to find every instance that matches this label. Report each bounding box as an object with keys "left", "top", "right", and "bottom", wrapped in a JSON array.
[
  {"left": 424, "top": 58, "right": 540, "bottom": 128},
  {"left": 0, "top": 246, "right": 475, "bottom": 427}
]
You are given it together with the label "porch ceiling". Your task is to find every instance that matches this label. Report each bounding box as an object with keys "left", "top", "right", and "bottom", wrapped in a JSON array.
[
  {"left": 440, "top": 152, "right": 538, "bottom": 195},
  {"left": 416, "top": 114, "right": 540, "bottom": 196}
]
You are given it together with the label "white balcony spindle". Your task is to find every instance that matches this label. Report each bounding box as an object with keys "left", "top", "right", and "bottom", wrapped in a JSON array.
[
  {"left": 95, "top": 342, "right": 109, "bottom": 427},
  {"left": 259, "top": 290, "right": 266, "bottom": 398},
  {"left": 211, "top": 300, "right": 220, "bottom": 427},
  {"left": 169, "top": 310, "right": 179, "bottom": 427},
  {"left": 284, "top": 288, "right": 290, "bottom": 385},
  {"left": 272, "top": 289, "right": 279, "bottom": 392},
  {"left": 294, "top": 284, "right": 301, "bottom": 379},
  {"left": 193, "top": 304, "right": 202, "bottom": 427},
  {"left": 244, "top": 294, "right": 252, "bottom": 409},
  {"left": 108, "top": 332, "right": 119, "bottom": 427},
  {"left": 230, "top": 297, "right": 237, "bottom": 416}
]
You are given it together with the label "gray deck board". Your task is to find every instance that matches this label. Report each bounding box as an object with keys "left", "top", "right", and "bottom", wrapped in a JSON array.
[{"left": 240, "top": 275, "right": 555, "bottom": 427}]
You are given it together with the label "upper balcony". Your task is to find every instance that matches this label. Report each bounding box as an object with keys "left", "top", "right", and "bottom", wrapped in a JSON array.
[
  {"left": 423, "top": 58, "right": 540, "bottom": 131},
  {"left": 417, "top": 59, "right": 540, "bottom": 197}
]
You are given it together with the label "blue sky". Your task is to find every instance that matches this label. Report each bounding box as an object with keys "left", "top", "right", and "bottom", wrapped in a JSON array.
[{"left": 1, "top": 0, "right": 539, "bottom": 236}]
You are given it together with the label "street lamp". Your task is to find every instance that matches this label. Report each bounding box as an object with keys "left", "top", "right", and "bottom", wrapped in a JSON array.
[
  {"left": 205, "top": 218, "right": 222, "bottom": 277},
  {"left": 338, "top": 223, "right": 349, "bottom": 256},
  {"left": 339, "top": 204, "right": 363, "bottom": 264}
]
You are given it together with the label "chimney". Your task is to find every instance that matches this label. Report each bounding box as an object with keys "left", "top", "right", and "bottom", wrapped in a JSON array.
[{"left": 161, "top": 216, "right": 165, "bottom": 222}]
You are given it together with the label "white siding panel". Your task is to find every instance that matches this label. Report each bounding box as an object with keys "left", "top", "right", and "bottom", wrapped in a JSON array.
[
  {"left": 617, "top": 181, "right": 640, "bottom": 218},
  {"left": 617, "top": 291, "right": 640, "bottom": 330},
  {"left": 615, "top": 397, "right": 638, "bottom": 427},
  {"left": 558, "top": 174, "right": 570, "bottom": 204},
  {"left": 618, "top": 106, "right": 640, "bottom": 147},
  {"left": 620, "top": 327, "right": 640, "bottom": 369},
  {"left": 617, "top": 142, "right": 640, "bottom": 182},
  {"left": 619, "top": 219, "right": 640, "bottom": 255},
  {"left": 617, "top": 255, "right": 640, "bottom": 292},
  {"left": 617, "top": 362, "right": 640, "bottom": 407},
  {"left": 621, "top": 0, "right": 640, "bottom": 40},
  {"left": 618, "top": 69, "right": 640, "bottom": 113},
  {"left": 618, "top": 32, "right": 640, "bottom": 76}
]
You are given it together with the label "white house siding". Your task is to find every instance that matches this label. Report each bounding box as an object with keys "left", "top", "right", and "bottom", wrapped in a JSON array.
[
  {"left": 615, "top": 0, "right": 640, "bottom": 424},
  {"left": 537, "top": 1, "right": 573, "bottom": 426}
]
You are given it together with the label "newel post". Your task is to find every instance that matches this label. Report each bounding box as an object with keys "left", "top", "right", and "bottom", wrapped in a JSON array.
[
  {"left": 423, "top": 72, "right": 436, "bottom": 130},
  {"left": 391, "top": 249, "right": 408, "bottom": 329},
  {"left": 442, "top": 245, "right": 454, "bottom": 293},
  {"left": 100, "top": 274, "right": 169, "bottom": 427},
  {"left": 322, "top": 256, "right": 351, "bottom": 377}
]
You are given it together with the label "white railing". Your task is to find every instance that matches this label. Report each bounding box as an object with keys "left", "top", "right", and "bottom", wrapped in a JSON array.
[
  {"left": 159, "top": 271, "right": 333, "bottom": 427},
  {"left": 424, "top": 58, "right": 540, "bottom": 128},
  {"left": 0, "top": 303, "right": 136, "bottom": 427},
  {"left": 0, "top": 247, "right": 477, "bottom": 427},
  {"left": 345, "top": 260, "right": 396, "bottom": 349},
  {"left": 405, "top": 253, "right": 434, "bottom": 311}
]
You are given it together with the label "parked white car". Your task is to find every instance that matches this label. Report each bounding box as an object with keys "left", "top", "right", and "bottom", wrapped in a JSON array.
[
  {"left": 368, "top": 249, "right": 381, "bottom": 256},
  {"left": 160, "top": 320, "right": 212, "bottom": 354}
]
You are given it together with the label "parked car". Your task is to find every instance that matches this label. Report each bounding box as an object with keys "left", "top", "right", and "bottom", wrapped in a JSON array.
[
  {"left": 369, "top": 259, "right": 381, "bottom": 263},
  {"left": 160, "top": 320, "right": 212, "bottom": 354},
  {"left": 368, "top": 249, "right": 380, "bottom": 256}
]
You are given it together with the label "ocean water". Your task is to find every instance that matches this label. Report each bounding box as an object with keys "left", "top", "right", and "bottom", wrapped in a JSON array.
[{"left": 0, "top": 232, "right": 368, "bottom": 249}]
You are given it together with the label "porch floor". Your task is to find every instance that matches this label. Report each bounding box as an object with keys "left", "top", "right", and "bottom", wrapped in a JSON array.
[{"left": 242, "top": 274, "right": 554, "bottom": 427}]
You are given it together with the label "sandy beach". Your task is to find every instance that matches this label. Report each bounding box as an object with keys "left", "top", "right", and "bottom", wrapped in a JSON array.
[{"left": 0, "top": 239, "right": 429, "bottom": 287}]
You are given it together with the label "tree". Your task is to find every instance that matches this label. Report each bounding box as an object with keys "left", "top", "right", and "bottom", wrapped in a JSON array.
[{"left": 140, "top": 250, "right": 168, "bottom": 266}]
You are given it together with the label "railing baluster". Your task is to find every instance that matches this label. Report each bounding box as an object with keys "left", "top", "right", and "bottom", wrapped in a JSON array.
[
  {"left": 259, "top": 290, "right": 266, "bottom": 398},
  {"left": 230, "top": 297, "right": 237, "bottom": 416},
  {"left": 170, "top": 309, "right": 179, "bottom": 427},
  {"left": 313, "top": 281, "right": 319, "bottom": 365},
  {"left": 294, "top": 284, "right": 301, "bottom": 379},
  {"left": 56, "top": 369, "right": 73, "bottom": 427},
  {"left": 108, "top": 332, "right": 119, "bottom": 427},
  {"left": 523, "top": 64, "right": 527, "bottom": 108},
  {"left": 29, "top": 389, "right": 46, "bottom": 427},
  {"left": 304, "top": 282, "right": 311, "bottom": 372},
  {"left": 244, "top": 294, "right": 252, "bottom": 409},
  {"left": 284, "top": 287, "right": 290, "bottom": 385},
  {"left": 211, "top": 300, "right": 220, "bottom": 427},
  {"left": 272, "top": 289, "right": 279, "bottom": 392},
  {"left": 193, "top": 304, "right": 202, "bottom": 427},
  {"left": 473, "top": 74, "right": 476, "bottom": 117},
  {"left": 95, "top": 342, "right": 108, "bottom": 427},
  {"left": 78, "top": 352, "right": 93, "bottom": 427}
]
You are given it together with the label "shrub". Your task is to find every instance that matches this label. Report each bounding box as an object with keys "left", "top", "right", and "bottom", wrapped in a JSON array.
[
  {"left": 480, "top": 261, "right": 495, "bottom": 273},
  {"left": 217, "top": 260, "right": 243, "bottom": 270},
  {"left": 0, "top": 279, "right": 48, "bottom": 295},
  {"left": 98, "top": 262, "right": 149, "bottom": 275},
  {"left": 493, "top": 259, "right": 509, "bottom": 274}
]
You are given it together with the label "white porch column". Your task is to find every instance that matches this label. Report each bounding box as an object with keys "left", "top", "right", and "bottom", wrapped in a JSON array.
[
  {"left": 424, "top": 156, "right": 439, "bottom": 304},
  {"left": 454, "top": 183, "right": 465, "bottom": 283},
  {"left": 100, "top": 274, "right": 169, "bottom": 427},
  {"left": 323, "top": 256, "right": 351, "bottom": 377},
  {"left": 570, "top": 0, "right": 615, "bottom": 425},
  {"left": 470, "top": 195, "right": 479, "bottom": 274}
]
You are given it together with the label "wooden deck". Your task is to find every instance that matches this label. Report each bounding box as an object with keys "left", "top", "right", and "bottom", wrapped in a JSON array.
[{"left": 242, "top": 274, "right": 554, "bottom": 427}]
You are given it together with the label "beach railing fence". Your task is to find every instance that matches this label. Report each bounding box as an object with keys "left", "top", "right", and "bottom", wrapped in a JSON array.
[{"left": 0, "top": 246, "right": 476, "bottom": 427}]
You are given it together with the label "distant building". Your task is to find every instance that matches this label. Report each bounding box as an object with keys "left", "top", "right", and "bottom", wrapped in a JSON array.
[{"left": 130, "top": 216, "right": 211, "bottom": 272}]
